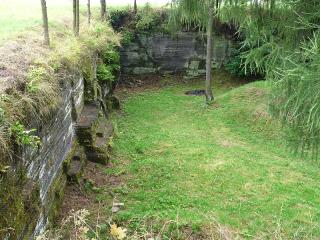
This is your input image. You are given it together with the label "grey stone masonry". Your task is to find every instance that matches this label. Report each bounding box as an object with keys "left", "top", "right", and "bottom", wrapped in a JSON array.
[{"left": 120, "top": 32, "right": 235, "bottom": 78}]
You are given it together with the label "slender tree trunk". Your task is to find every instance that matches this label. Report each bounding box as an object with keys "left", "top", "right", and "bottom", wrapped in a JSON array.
[
  {"left": 205, "top": 5, "right": 214, "bottom": 103},
  {"left": 40, "top": 0, "right": 50, "bottom": 46},
  {"left": 76, "top": 0, "right": 80, "bottom": 36},
  {"left": 87, "top": 0, "right": 91, "bottom": 24},
  {"left": 134, "top": 0, "right": 137, "bottom": 14},
  {"left": 100, "top": 0, "right": 107, "bottom": 20},
  {"left": 73, "top": 0, "right": 76, "bottom": 34}
]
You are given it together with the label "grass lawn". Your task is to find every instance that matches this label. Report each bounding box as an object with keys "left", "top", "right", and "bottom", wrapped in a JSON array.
[
  {"left": 108, "top": 75, "right": 320, "bottom": 239},
  {"left": 0, "top": 0, "right": 71, "bottom": 44},
  {"left": 0, "top": 0, "right": 163, "bottom": 45},
  {"left": 0, "top": 0, "right": 99, "bottom": 45}
]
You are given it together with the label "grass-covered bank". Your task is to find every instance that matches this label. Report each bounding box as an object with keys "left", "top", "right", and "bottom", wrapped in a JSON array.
[
  {"left": 108, "top": 75, "right": 320, "bottom": 239},
  {"left": 0, "top": 14, "right": 121, "bottom": 238}
]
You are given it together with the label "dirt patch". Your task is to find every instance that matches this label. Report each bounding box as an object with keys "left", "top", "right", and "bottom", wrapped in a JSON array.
[
  {"left": 218, "top": 138, "right": 245, "bottom": 148},
  {"left": 59, "top": 161, "right": 122, "bottom": 221},
  {"left": 0, "top": 36, "right": 49, "bottom": 93},
  {"left": 245, "top": 87, "right": 266, "bottom": 98},
  {"left": 115, "top": 74, "right": 191, "bottom": 97},
  {"left": 185, "top": 89, "right": 206, "bottom": 96}
]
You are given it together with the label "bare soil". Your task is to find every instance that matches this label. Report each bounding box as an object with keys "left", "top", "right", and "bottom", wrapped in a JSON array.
[{"left": 59, "top": 161, "right": 122, "bottom": 221}]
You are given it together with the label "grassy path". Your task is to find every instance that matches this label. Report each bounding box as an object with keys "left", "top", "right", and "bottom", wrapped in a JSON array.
[{"left": 110, "top": 78, "right": 320, "bottom": 239}]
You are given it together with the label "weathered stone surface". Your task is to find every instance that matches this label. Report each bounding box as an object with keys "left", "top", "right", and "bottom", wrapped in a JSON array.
[
  {"left": 76, "top": 104, "right": 100, "bottom": 146},
  {"left": 1, "top": 49, "right": 120, "bottom": 239},
  {"left": 66, "top": 147, "right": 86, "bottom": 184},
  {"left": 85, "top": 119, "right": 114, "bottom": 165},
  {"left": 133, "top": 67, "right": 157, "bottom": 75},
  {"left": 120, "top": 32, "right": 235, "bottom": 78},
  {"left": 75, "top": 104, "right": 114, "bottom": 165},
  {"left": 19, "top": 74, "right": 85, "bottom": 237}
]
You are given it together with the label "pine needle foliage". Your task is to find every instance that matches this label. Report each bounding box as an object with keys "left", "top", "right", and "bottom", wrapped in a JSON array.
[
  {"left": 219, "top": 0, "right": 320, "bottom": 158},
  {"left": 170, "top": 0, "right": 320, "bottom": 158}
]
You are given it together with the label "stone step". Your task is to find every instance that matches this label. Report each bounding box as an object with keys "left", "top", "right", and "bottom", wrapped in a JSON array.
[
  {"left": 86, "top": 120, "right": 114, "bottom": 165},
  {"left": 76, "top": 103, "right": 114, "bottom": 165},
  {"left": 76, "top": 103, "right": 100, "bottom": 146},
  {"left": 66, "top": 147, "right": 86, "bottom": 184}
]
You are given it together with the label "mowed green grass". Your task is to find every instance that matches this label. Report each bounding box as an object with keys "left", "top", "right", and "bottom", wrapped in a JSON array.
[
  {"left": 0, "top": 0, "right": 65, "bottom": 43},
  {"left": 0, "top": 0, "right": 162, "bottom": 45},
  {"left": 110, "top": 76, "right": 320, "bottom": 239},
  {"left": 0, "top": 0, "right": 95, "bottom": 44}
]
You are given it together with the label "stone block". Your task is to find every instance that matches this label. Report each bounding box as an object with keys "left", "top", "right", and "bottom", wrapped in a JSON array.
[{"left": 133, "top": 67, "right": 157, "bottom": 75}]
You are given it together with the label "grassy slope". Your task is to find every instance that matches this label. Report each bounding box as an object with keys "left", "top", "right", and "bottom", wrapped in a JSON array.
[
  {"left": 0, "top": 0, "right": 162, "bottom": 45},
  {"left": 110, "top": 77, "right": 320, "bottom": 239},
  {"left": 0, "top": 0, "right": 68, "bottom": 44},
  {"left": 0, "top": 0, "right": 99, "bottom": 45}
]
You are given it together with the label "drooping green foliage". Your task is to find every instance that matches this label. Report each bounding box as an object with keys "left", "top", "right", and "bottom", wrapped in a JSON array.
[
  {"left": 168, "top": 0, "right": 320, "bottom": 157},
  {"left": 270, "top": 32, "right": 320, "bottom": 158},
  {"left": 168, "top": 0, "right": 213, "bottom": 31},
  {"left": 97, "top": 44, "right": 120, "bottom": 83},
  {"left": 219, "top": 0, "right": 320, "bottom": 158}
]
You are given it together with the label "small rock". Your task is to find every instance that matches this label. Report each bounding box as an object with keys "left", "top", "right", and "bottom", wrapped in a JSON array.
[
  {"left": 113, "top": 202, "right": 124, "bottom": 207},
  {"left": 112, "top": 202, "right": 124, "bottom": 213},
  {"left": 112, "top": 206, "right": 120, "bottom": 213}
]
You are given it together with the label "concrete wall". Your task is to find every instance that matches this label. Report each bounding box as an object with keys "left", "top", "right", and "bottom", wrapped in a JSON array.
[{"left": 120, "top": 32, "right": 234, "bottom": 78}]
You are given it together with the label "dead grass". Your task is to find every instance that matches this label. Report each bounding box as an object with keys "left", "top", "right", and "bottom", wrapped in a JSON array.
[{"left": 0, "top": 35, "right": 50, "bottom": 93}]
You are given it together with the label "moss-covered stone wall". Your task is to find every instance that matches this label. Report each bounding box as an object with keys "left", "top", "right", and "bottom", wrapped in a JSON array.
[
  {"left": 0, "top": 58, "right": 118, "bottom": 240},
  {"left": 120, "top": 32, "right": 235, "bottom": 78}
]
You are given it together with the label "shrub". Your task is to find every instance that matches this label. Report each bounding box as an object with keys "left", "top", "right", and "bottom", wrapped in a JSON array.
[
  {"left": 101, "top": 45, "right": 120, "bottom": 68},
  {"left": 97, "top": 64, "right": 115, "bottom": 82},
  {"left": 135, "top": 13, "right": 162, "bottom": 32},
  {"left": 225, "top": 45, "right": 262, "bottom": 78},
  {"left": 110, "top": 9, "right": 134, "bottom": 31},
  {"left": 224, "top": 48, "right": 246, "bottom": 77},
  {"left": 121, "top": 30, "right": 135, "bottom": 46},
  {"left": 97, "top": 45, "right": 120, "bottom": 83},
  {"left": 26, "top": 66, "right": 51, "bottom": 93},
  {"left": 10, "top": 121, "right": 40, "bottom": 147}
]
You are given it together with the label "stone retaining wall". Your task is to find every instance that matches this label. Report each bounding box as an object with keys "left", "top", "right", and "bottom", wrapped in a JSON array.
[
  {"left": 120, "top": 32, "right": 235, "bottom": 78},
  {"left": 1, "top": 63, "right": 117, "bottom": 239}
]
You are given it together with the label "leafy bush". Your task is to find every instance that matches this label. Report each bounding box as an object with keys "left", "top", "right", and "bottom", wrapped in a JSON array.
[
  {"left": 10, "top": 121, "right": 40, "bottom": 147},
  {"left": 97, "top": 45, "right": 120, "bottom": 83},
  {"left": 110, "top": 5, "right": 168, "bottom": 45},
  {"left": 225, "top": 44, "right": 263, "bottom": 78},
  {"left": 101, "top": 46, "right": 120, "bottom": 67},
  {"left": 135, "top": 13, "right": 162, "bottom": 32},
  {"left": 26, "top": 66, "right": 50, "bottom": 93},
  {"left": 110, "top": 9, "right": 133, "bottom": 31},
  {"left": 224, "top": 48, "right": 246, "bottom": 77},
  {"left": 121, "top": 30, "right": 135, "bottom": 46},
  {"left": 97, "top": 64, "right": 115, "bottom": 82}
]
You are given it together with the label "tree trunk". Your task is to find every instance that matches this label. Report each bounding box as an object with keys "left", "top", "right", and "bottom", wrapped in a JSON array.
[
  {"left": 134, "top": 0, "right": 137, "bottom": 14},
  {"left": 40, "top": 0, "right": 50, "bottom": 46},
  {"left": 73, "top": 0, "right": 76, "bottom": 34},
  {"left": 87, "top": 0, "right": 91, "bottom": 24},
  {"left": 205, "top": 5, "right": 214, "bottom": 103},
  {"left": 100, "top": 0, "right": 107, "bottom": 20},
  {"left": 76, "top": 0, "right": 80, "bottom": 36}
]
